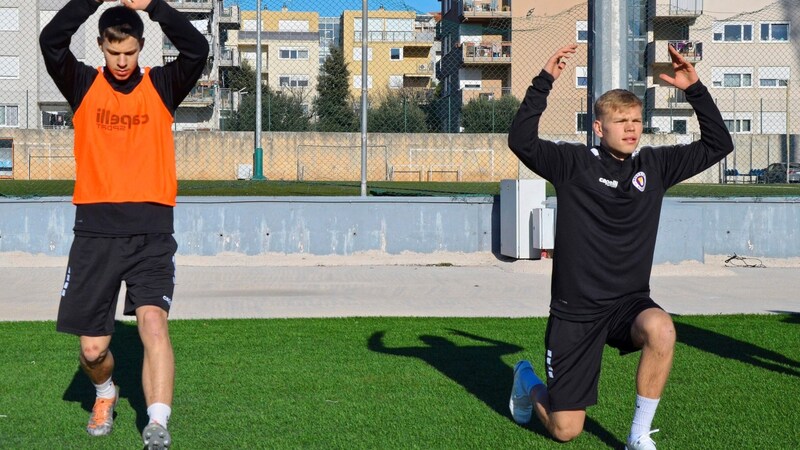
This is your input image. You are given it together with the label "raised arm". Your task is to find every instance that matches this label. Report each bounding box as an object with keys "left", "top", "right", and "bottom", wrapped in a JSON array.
[
  {"left": 39, "top": 0, "right": 104, "bottom": 110},
  {"left": 142, "top": 0, "right": 210, "bottom": 112},
  {"left": 507, "top": 45, "right": 582, "bottom": 184},
  {"left": 655, "top": 44, "right": 734, "bottom": 186}
]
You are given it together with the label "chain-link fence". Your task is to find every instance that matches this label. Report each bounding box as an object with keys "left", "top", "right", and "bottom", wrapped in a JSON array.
[{"left": 0, "top": 0, "right": 798, "bottom": 195}]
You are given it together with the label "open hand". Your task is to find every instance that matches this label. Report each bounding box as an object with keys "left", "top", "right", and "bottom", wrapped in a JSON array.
[
  {"left": 544, "top": 44, "right": 578, "bottom": 81},
  {"left": 658, "top": 44, "right": 699, "bottom": 90}
]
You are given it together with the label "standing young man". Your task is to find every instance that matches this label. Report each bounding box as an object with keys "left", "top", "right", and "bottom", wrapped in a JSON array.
[
  {"left": 40, "top": 0, "right": 208, "bottom": 447},
  {"left": 506, "top": 44, "right": 733, "bottom": 449}
]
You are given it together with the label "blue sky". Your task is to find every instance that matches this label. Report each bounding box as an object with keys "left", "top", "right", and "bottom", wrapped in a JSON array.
[{"left": 225, "top": 1, "right": 442, "bottom": 15}]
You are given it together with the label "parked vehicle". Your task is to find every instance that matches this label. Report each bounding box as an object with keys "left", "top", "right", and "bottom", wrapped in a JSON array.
[{"left": 757, "top": 162, "right": 800, "bottom": 184}]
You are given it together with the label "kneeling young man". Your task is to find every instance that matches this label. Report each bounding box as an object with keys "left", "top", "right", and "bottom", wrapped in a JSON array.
[{"left": 506, "top": 43, "right": 733, "bottom": 449}]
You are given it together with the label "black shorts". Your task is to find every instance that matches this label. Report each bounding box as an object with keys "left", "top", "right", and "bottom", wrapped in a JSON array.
[
  {"left": 543, "top": 297, "right": 662, "bottom": 412},
  {"left": 57, "top": 234, "right": 177, "bottom": 336}
]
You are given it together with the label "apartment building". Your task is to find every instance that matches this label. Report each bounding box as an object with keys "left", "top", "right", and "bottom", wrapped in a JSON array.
[
  {"left": 436, "top": 0, "right": 513, "bottom": 131},
  {"left": 341, "top": 8, "right": 436, "bottom": 103},
  {"left": 440, "top": 0, "right": 798, "bottom": 146},
  {"left": 649, "top": 0, "right": 799, "bottom": 138},
  {"left": 226, "top": 8, "right": 320, "bottom": 114}
]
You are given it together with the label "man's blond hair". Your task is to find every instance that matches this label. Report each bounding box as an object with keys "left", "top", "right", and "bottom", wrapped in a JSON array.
[{"left": 594, "top": 89, "right": 642, "bottom": 119}]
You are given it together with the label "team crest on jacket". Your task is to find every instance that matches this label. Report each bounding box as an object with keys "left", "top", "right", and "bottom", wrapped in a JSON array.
[{"left": 632, "top": 171, "right": 646, "bottom": 192}]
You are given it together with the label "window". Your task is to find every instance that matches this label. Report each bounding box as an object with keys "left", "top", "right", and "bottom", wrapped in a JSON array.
[
  {"left": 761, "top": 22, "right": 789, "bottom": 42},
  {"left": 576, "top": 113, "right": 588, "bottom": 133},
  {"left": 759, "top": 67, "right": 789, "bottom": 87},
  {"left": 712, "top": 22, "right": 753, "bottom": 42},
  {"left": 576, "top": 66, "right": 588, "bottom": 88},
  {"left": 723, "top": 119, "right": 751, "bottom": 133},
  {"left": 723, "top": 113, "right": 752, "bottom": 133},
  {"left": 353, "top": 47, "right": 373, "bottom": 61},
  {"left": 672, "top": 119, "right": 687, "bottom": 134},
  {"left": 576, "top": 21, "right": 588, "bottom": 43},
  {"left": 389, "top": 75, "right": 403, "bottom": 89},
  {"left": 0, "top": 138, "right": 11, "bottom": 177},
  {"left": 0, "top": 105, "right": 19, "bottom": 127},
  {"left": 278, "top": 75, "right": 309, "bottom": 88},
  {"left": 0, "top": 8, "right": 19, "bottom": 31},
  {"left": 278, "top": 20, "right": 309, "bottom": 32},
  {"left": 353, "top": 75, "right": 373, "bottom": 89},
  {"left": 711, "top": 67, "right": 753, "bottom": 88},
  {"left": 390, "top": 48, "right": 403, "bottom": 61},
  {"left": 242, "top": 19, "right": 257, "bottom": 31},
  {"left": 0, "top": 56, "right": 19, "bottom": 79},
  {"left": 279, "top": 48, "right": 309, "bottom": 60}
]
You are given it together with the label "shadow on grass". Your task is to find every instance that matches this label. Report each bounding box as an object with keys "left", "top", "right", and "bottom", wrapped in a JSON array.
[
  {"left": 368, "top": 328, "right": 621, "bottom": 448},
  {"left": 674, "top": 320, "right": 800, "bottom": 378},
  {"left": 62, "top": 321, "right": 149, "bottom": 431}
]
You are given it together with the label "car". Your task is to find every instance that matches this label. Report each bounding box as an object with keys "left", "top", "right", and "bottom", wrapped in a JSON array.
[{"left": 757, "top": 162, "right": 800, "bottom": 184}]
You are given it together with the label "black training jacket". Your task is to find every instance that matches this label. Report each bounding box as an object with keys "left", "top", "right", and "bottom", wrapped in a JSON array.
[
  {"left": 39, "top": 0, "right": 209, "bottom": 236},
  {"left": 508, "top": 70, "right": 734, "bottom": 321}
]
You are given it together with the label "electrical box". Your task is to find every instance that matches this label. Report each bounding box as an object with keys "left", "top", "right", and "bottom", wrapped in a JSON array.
[
  {"left": 500, "top": 179, "right": 554, "bottom": 259},
  {"left": 531, "top": 207, "right": 555, "bottom": 250},
  {"left": 236, "top": 164, "right": 253, "bottom": 180}
]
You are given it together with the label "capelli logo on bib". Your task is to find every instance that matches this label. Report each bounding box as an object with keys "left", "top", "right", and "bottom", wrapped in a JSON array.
[{"left": 632, "top": 171, "right": 647, "bottom": 192}]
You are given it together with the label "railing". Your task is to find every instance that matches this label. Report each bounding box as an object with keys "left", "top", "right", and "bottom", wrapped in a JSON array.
[
  {"left": 462, "top": 41, "right": 511, "bottom": 63},
  {"left": 462, "top": 1, "right": 511, "bottom": 18},
  {"left": 219, "top": 5, "right": 240, "bottom": 23},
  {"left": 183, "top": 84, "right": 215, "bottom": 105},
  {"left": 353, "top": 31, "right": 435, "bottom": 43},
  {"left": 668, "top": 40, "right": 702, "bottom": 62},
  {"left": 653, "top": 0, "right": 703, "bottom": 17},
  {"left": 219, "top": 46, "right": 239, "bottom": 66}
]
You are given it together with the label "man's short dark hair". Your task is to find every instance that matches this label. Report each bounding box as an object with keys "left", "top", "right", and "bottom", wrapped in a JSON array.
[{"left": 98, "top": 6, "right": 144, "bottom": 41}]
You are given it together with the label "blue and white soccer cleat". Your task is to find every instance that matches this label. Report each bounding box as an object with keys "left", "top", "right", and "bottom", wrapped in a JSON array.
[{"left": 509, "top": 360, "right": 535, "bottom": 424}]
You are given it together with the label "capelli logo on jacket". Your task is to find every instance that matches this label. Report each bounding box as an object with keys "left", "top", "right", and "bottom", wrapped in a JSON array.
[{"left": 95, "top": 108, "right": 149, "bottom": 130}]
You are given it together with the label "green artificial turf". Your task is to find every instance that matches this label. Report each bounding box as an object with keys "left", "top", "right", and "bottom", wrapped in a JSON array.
[
  {"left": 0, "top": 314, "right": 797, "bottom": 448},
  {"left": 1, "top": 179, "right": 800, "bottom": 198}
]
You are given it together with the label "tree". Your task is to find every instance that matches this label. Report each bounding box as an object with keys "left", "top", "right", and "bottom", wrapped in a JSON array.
[
  {"left": 368, "top": 91, "right": 428, "bottom": 133},
  {"left": 315, "top": 46, "right": 358, "bottom": 132},
  {"left": 224, "top": 61, "right": 311, "bottom": 131},
  {"left": 461, "top": 94, "right": 521, "bottom": 133}
]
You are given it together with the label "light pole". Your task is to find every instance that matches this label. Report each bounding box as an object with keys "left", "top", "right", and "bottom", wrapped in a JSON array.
[{"left": 252, "top": 0, "right": 266, "bottom": 180}]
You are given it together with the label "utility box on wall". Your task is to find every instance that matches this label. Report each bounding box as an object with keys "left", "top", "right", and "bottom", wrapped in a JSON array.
[{"left": 500, "top": 179, "right": 554, "bottom": 259}]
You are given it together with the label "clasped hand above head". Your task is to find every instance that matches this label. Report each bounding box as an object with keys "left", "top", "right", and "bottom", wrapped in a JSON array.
[{"left": 98, "top": 0, "right": 151, "bottom": 11}]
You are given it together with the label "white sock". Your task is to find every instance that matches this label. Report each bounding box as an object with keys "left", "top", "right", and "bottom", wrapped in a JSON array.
[
  {"left": 630, "top": 395, "right": 660, "bottom": 438},
  {"left": 147, "top": 403, "right": 172, "bottom": 428},
  {"left": 94, "top": 377, "right": 116, "bottom": 399},
  {"left": 519, "top": 363, "right": 544, "bottom": 395}
]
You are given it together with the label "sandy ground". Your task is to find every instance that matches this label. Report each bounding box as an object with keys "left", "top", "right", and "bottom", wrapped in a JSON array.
[{"left": 1, "top": 251, "right": 798, "bottom": 321}]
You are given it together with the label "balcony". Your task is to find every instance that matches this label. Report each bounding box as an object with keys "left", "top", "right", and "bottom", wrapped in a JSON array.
[
  {"left": 218, "top": 46, "right": 239, "bottom": 67},
  {"left": 352, "top": 31, "right": 434, "bottom": 45},
  {"left": 182, "top": 83, "right": 215, "bottom": 107},
  {"left": 165, "top": 0, "right": 213, "bottom": 12},
  {"left": 462, "top": 41, "right": 511, "bottom": 64},
  {"left": 238, "top": 31, "right": 317, "bottom": 44},
  {"left": 652, "top": 0, "right": 703, "bottom": 18},
  {"left": 219, "top": 5, "right": 240, "bottom": 25},
  {"left": 651, "top": 40, "right": 703, "bottom": 64},
  {"left": 405, "top": 62, "right": 435, "bottom": 78},
  {"left": 462, "top": 1, "right": 511, "bottom": 21},
  {"left": 647, "top": 85, "right": 692, "bottom": 110}
]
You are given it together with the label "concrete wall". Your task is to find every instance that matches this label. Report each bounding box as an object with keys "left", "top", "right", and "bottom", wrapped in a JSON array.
[
  {"left": 2, "top": 128, "right": 733, "bottom": 183},
  {"left": 0, "top": 196, "right": 798, "bottom": 263}
]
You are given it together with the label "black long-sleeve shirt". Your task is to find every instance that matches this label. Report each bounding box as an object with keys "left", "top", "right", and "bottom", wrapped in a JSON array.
[
  {"left": 508, "top": 70, "right": 734, "bottom": 321},
  {"left": 39, "top": 0, "right": 209, "bottom": 236}
]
